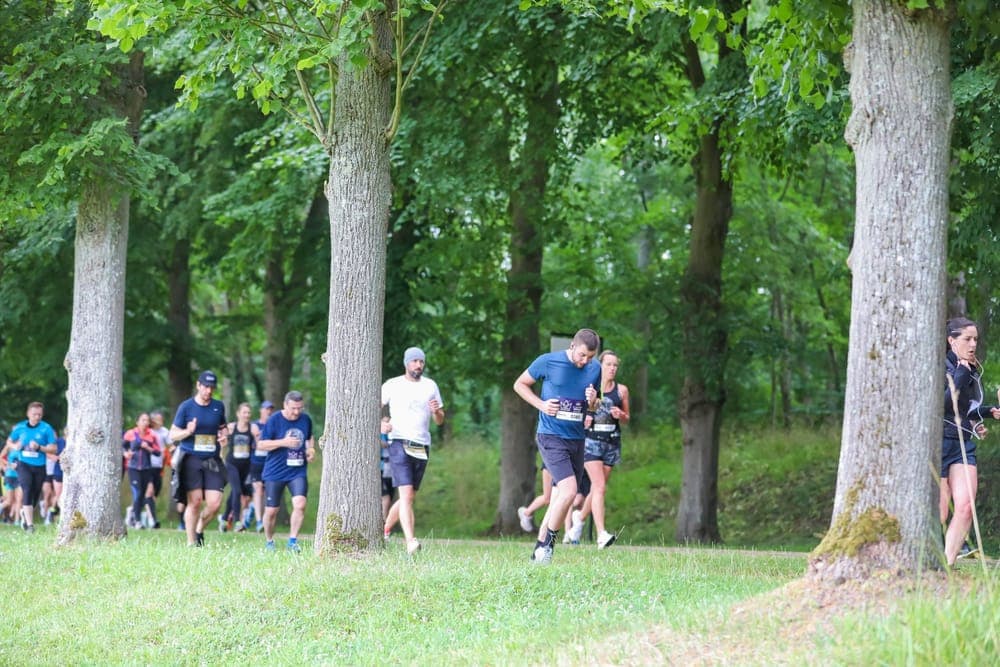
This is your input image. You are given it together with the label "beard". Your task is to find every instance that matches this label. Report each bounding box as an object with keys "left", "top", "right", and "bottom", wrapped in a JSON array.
[{"left": 408, "top": 368, "right": 424, "bottom": 380}]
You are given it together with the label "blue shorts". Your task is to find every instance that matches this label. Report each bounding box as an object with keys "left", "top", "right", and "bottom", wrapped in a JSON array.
[
  {"left": 3, "top": 476, "right": 18, "bottom": 491},
  {"left": 249, "top": 461, "right": 265, "bottom": 484},
  {"left": 265, "top": 477, "right": 307, "bottom": 507},
  {"left": 387, "top": 440, "right": 428, "bottom": 490},
  {"left": 941, "top": 438, "right": 976, "bottom": 476},
  {"left": 584, "top": 438, "right": 622, "bottom": 467},
  {"left": 536, "top": 433, "right": 584, "bottom": 486}
]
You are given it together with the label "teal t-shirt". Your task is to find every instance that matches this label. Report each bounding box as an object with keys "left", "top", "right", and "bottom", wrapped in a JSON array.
[
  {"left": 3, "top": 449, "right": 19, "bottom": 478},
  {"left": 10, "top": 420, "right": 56, "bottom": 468}
]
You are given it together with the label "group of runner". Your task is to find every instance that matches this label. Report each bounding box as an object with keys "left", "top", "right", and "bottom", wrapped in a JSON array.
[{"left": 0, "top": 402, "right": 63, "bottom": 531}]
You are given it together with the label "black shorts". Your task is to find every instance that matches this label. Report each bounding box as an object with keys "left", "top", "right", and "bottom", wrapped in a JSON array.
[
  {"left": 17, "top": 464, "right": 46, "bottom": 506},
  {"left": 387, "top": 440, "right": 429, "bottom": 490},
  {"left": 535, "top": 433, "right": 584, "bottom": 486},
  {"left": 381, "top": 474, "right": 394, "bottom": 497},
  {"left": 942, "top": 437, "right": 976, "bottom": 476},
  {"left": 250, "top": 461, "right": 265, "bottom": 484},
  {"left": 180, "top": 454, "right": 226, "bottom": 494},
  {"left": 151, "top": 468, "right": 163, "bottom": 496},
  {"left": 264, "top": 477, "right": 308, "bottom": 507}
]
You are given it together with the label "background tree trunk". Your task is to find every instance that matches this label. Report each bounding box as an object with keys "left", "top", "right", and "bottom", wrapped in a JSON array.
[
  {"left": 58, "top": 52, "right": 145, "bottom": 544},
  {"left": 315, "top": 14, "right": 393, "bottom": 556},
  {"left": 166, "top": 237, "right": 192, "bottom": 410},
  {"left": 809, "top": 0, "right": 951, "bottom": 581},
  {"left": 674, "top": 31, "right": 736, "bottom": 544},
  {"left": 494, "top": 28, "right": 560, "bottom": 535}
]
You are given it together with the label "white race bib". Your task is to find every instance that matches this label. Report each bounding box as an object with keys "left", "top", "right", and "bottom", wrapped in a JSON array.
[
  {"left": 286, "top": 450, "right": 305, "bottom": 467},
  {"left": 593, "top": 423, "right": 616, "bottom": 432},
  {"left": 233, "top": 444, "right": 250, "bottom": 459},
  {"left": 403, "top": 442, "right": 428, "bottom": 460},
  {"left": 21, "top": 450, "right": 40, "bottom": 459}
]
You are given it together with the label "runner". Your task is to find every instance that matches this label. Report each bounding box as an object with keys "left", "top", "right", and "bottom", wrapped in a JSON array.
[
  {"left": 169, "top": 370, "right": 228, "bottom": 547},
  {"left": 248, "top": 400, "right": 274, "bottom": 532},
  {"left": 6, "top": 402, "right": 58, "bottom": 532},
  {"left": 257, "top": 391, "right": 314, "bottom": 552},
  {"left": 123, "top": 413, "right": 162, "bottom": 530},
  {"left": 221, "top": 402, "right": 258, "bottom": 533},
  {"left": 513, "top": 329, "right": 601, "bottom": 564}
]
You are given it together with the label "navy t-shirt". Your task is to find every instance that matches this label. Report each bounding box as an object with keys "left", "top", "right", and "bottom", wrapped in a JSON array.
[
  {"left": 261, "top": 412, "right": 313, "bottom": 482},
  {"left": 173, "top": 397, "right": 227, "bottom": 459}
]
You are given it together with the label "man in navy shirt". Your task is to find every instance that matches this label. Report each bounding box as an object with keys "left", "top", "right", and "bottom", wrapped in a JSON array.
[
  {"left": 258, "top": 390, "right": 314, "bottom": 552},
  {"left": 513, "top": 329, "right": 601, "bottom": 564},
  {"left": 169, "top": 370, "right": 228, "bottom": 547}
]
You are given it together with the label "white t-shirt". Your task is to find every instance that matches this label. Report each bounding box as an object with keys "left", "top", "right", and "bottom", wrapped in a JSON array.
[
  {"left": 151, "top": 426, "right": 171, "bottom": 468},
  {"left": 381, "top": 375, "right": 443, "bottom": 446}
]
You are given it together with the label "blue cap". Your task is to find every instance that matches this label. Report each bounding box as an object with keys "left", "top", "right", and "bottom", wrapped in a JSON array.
[
  {"left": 260, "top": 400, "right": 274, "bottom": 409},
  {"left": 403, "top": 347, "right": 425, "bottom": 366},
  {"left": 198, "top": 370, "right": 217, "bottom": 387}
]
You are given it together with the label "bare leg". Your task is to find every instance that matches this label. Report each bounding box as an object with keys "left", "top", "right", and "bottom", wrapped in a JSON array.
[{"left": 944, "top": 464, "right": 978, "bottom": 565}]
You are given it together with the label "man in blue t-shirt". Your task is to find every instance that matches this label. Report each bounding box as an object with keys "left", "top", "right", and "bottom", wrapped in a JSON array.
[
  {"left": 513, "top": 329, "right": 601, "bottom": 564},
  {"left": 169, "top": 370, "right": 228, "bottom": 547},
  {"left": 257, "top": 390, "right": 314, "bottom": 552},
  {"left": 5, "top": 401, "right": 57, "bottom": 532}
]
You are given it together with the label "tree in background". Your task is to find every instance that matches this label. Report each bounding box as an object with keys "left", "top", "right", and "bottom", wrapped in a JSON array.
[{"left": 1, "top": 2, "right": 169, "bottom": 542}]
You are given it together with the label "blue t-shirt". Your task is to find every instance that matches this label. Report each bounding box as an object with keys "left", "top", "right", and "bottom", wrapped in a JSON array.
[
  {"left": 173, "top": 397, "right": 227, "bottom": 459},
  {"left": 53, "top": 437, "right": 66, "bottom": 477},
  {"left": 4, "top": 449, "right": 19, "bottom": 478},
  {"left": 261, "top": 412, "right": 313, "bottom": 482},
  {"left": 526, "top": 351, "right": 601, "bottom": 439},
  {"left": 9, "top": 420, "right": 57, "bottom": 468}
]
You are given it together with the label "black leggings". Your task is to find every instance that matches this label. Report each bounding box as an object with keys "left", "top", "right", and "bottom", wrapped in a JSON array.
[
  {"left": 17, "top": 464, "right": 46, "bottom": 507},
  {"left": 128, "top": 468, "right": 158, "bottom": 525},
  {"left": 224, "top": 459, "right": 251, "bottom": 522}
]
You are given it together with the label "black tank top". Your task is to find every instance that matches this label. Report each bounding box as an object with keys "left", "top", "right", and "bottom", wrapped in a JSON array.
[
  {"left": 587, "top": 382, "right": 622, "bottom": 441},
  {"left": 227, "top": 424, "right": 255, "bottom": 464}
]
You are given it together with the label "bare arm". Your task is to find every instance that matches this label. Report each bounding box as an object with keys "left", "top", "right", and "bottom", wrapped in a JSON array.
[
  {"left": 613, "top": 384, "right": 631, "bottom": 422},
  {"left": 514, "top": 370, "right": 559, "bottom": 416}
]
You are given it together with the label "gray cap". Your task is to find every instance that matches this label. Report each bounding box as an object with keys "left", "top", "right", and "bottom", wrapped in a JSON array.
[{"left": 403, "top": 347, "right": 425, "bottom": 365}]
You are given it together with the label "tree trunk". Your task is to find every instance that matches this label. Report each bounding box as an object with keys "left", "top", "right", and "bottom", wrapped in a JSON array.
[
  {"left": 493, "top": 25, "right": 560, "bottom": 535},
  {"left": 263, "top": 256, "right": 293, "bottom": 399},
  {"left": 58, "top": 52, "right": 145, "bottom": 545},
  {"left": 314, "top": 13, "right": 393, "bottom": 556},
  {"left": 674, "top": 35, "right": 734, "bottom": 545},
  {"left": 809, "top": 0, "right": 951, "bottom": 581},
  {"left": 166, "top": 237, "right": 192, "bottom": 410},
  {"left": 631, "top": 222, "right": 653, "bottom": 431}
]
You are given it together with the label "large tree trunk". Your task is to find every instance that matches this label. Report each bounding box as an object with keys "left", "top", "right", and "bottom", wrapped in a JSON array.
[
  {"left": 631, "top": 222, "right": 653, "bottom": 431},
  {"left": 263, "top": 256, "right": 293, "bottom": 399},
  {"left": 809, "top": 1, "right": 951, "bottom": 581},
  {"left": 674, "top": 33, "right": 735, "bottom": 544},
  {"left": 58, "top": 52, "right": 145, "bottom": 545},
  {"left": 315, "top": 13, "right": 393, "bottom": 556},
  {"left": 493, "top": 23, "right": 560, "bottom": 535}
]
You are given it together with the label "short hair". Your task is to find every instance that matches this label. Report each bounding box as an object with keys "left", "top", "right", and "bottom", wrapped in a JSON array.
[
  {"left": 572, "top": 328, "right": 600, "bottom": 351},
  {"left": 27, "top": 401, "right": 44, "bottom": 411},
  {"left": 284, "top": 390, "right": 304, "bottom": 403}
]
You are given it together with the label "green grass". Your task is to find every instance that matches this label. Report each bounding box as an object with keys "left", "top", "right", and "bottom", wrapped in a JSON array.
[{"left": 1, "top": 527, "right": 804, "bottom": 665}]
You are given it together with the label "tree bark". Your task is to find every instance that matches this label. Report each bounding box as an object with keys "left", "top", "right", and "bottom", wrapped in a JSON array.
[
  {"left": 674, "top": 32, "right": 736, "bottom": 544},
  {"left": 314, "top": 12, "right": 393, "bottom": 556},
  {"left": 58, "top": 52, "right": 145, "bottom": 544},
  {"left": 493, "top": 23, "right": 560, "bottom": 535},
  {"left": 166, "top": 237, "right": 192, "bottom": 410},
  {"left": 810, "top": 0, "right": 951, "bottom": 581}
]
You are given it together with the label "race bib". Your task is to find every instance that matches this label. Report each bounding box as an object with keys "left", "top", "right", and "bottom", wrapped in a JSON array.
[
  {"left": 150, "top": 453, "right": 164, "bottom": 467},
  {"left": 403, "top": 442, "right": 428, "bottom": 460},
  {"left": 592, "top": 423, "right": 616, "bottom": 432},
  {"left": 233, "top": 444, "right": 250, "bottom": 459},
  {"left": 193, "top": 434, "right": 216, "bottom": 453},
  {"left": 286, "top": 449, "right": 305, "bottom": 467},
  {"left": 21, "top": 450, "right": 40, "bottom": 459},
  {"left": 555, "top": 398, "right": 585, "bottom": 422}
]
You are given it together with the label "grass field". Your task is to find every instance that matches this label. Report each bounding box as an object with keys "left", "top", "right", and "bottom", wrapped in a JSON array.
[{"left": 3, "top": 525, "right": 997, "bottom": 665}]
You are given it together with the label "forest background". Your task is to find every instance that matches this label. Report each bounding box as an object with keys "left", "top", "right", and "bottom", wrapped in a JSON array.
[{"left": 2, "top": 1, "right": 999, "bottom": 549}]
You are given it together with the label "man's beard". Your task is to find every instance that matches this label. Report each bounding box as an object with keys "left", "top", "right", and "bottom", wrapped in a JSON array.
[{"left": 408, "top": 369, "right": 423, "bottom": 380}]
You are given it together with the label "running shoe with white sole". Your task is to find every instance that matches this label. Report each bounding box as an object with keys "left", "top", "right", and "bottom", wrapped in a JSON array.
[
  {"left": 517, "top": 506, "right": 534, "bottom": 533},
  {"left": 597, "top": 530, "right": 617, "bottom": 550},
  {"left": 531, "top": 544, "right": 553, "bottom": 564},
  {"left": 407, "top": 539, "right": 422, "bottom": 555},
  {"left": 567, "top": 513, "right": 584, "bottom": 543}
]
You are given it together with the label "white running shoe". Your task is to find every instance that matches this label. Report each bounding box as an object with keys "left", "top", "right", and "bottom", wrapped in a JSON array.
[
  {"left": 517, "top": 506, "right": 534, "bottom": 533},
  {"left": 532, "top": 544, "right": 553, "bottom": 564},
  {"left": 406, "top": 539, "right": 421, "bottom": 556},
  {"left": 597, "top": 530, "right": 617, "bottom": 550},
  {"left": 567, "top": 512, "right": 584, "bottom": 543}
]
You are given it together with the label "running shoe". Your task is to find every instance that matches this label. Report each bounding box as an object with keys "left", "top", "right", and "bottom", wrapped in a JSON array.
[
  {"left": 25, "top": 523, "right": 35, "bottom": 533},
  {"left": 255, "top": 521, "right": 264, "bottom": 533},
  {"left": 597, "top": 530, "right": 617, "bottom": 550},
  {"left": 195, "top": 531, "right": 205, "bottom": 547},
  {"left": 287, "top": 540, "right": 301, "bottom": 553},
  {"left": 265, "top": 540, "right": 276, "bottom": 552},
  {"left": 218, "top": 516, "right": 227, "bottom": 532},
  {"left": 406, "top": 539, "right": 421, "bottom": 556},
  {"left": 567, "top": 513, "right": 584, "bottom": 543},
  {"left": 517, "top": 506, "right": 534, "bottom": 533},
  {"left": 531, "top": 544, "right": 553, "bottom": 564},
  {"left": 957, "top": 542, "right": 979, "bottom": 559}
]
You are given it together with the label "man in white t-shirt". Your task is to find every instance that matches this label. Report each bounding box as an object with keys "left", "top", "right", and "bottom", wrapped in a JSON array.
[{"left": 381, "top": 346, "right": 445, "bottom": 555}]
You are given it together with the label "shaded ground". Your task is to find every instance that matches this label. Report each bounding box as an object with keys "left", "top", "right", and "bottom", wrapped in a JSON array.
[{"left": 570, "top": 560, "right": 991, "bottom": 666}]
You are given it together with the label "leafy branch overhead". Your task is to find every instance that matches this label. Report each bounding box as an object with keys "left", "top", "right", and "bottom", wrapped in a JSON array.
[{"left": 90, "top": 0, "right": 447, "bottom": 145}]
